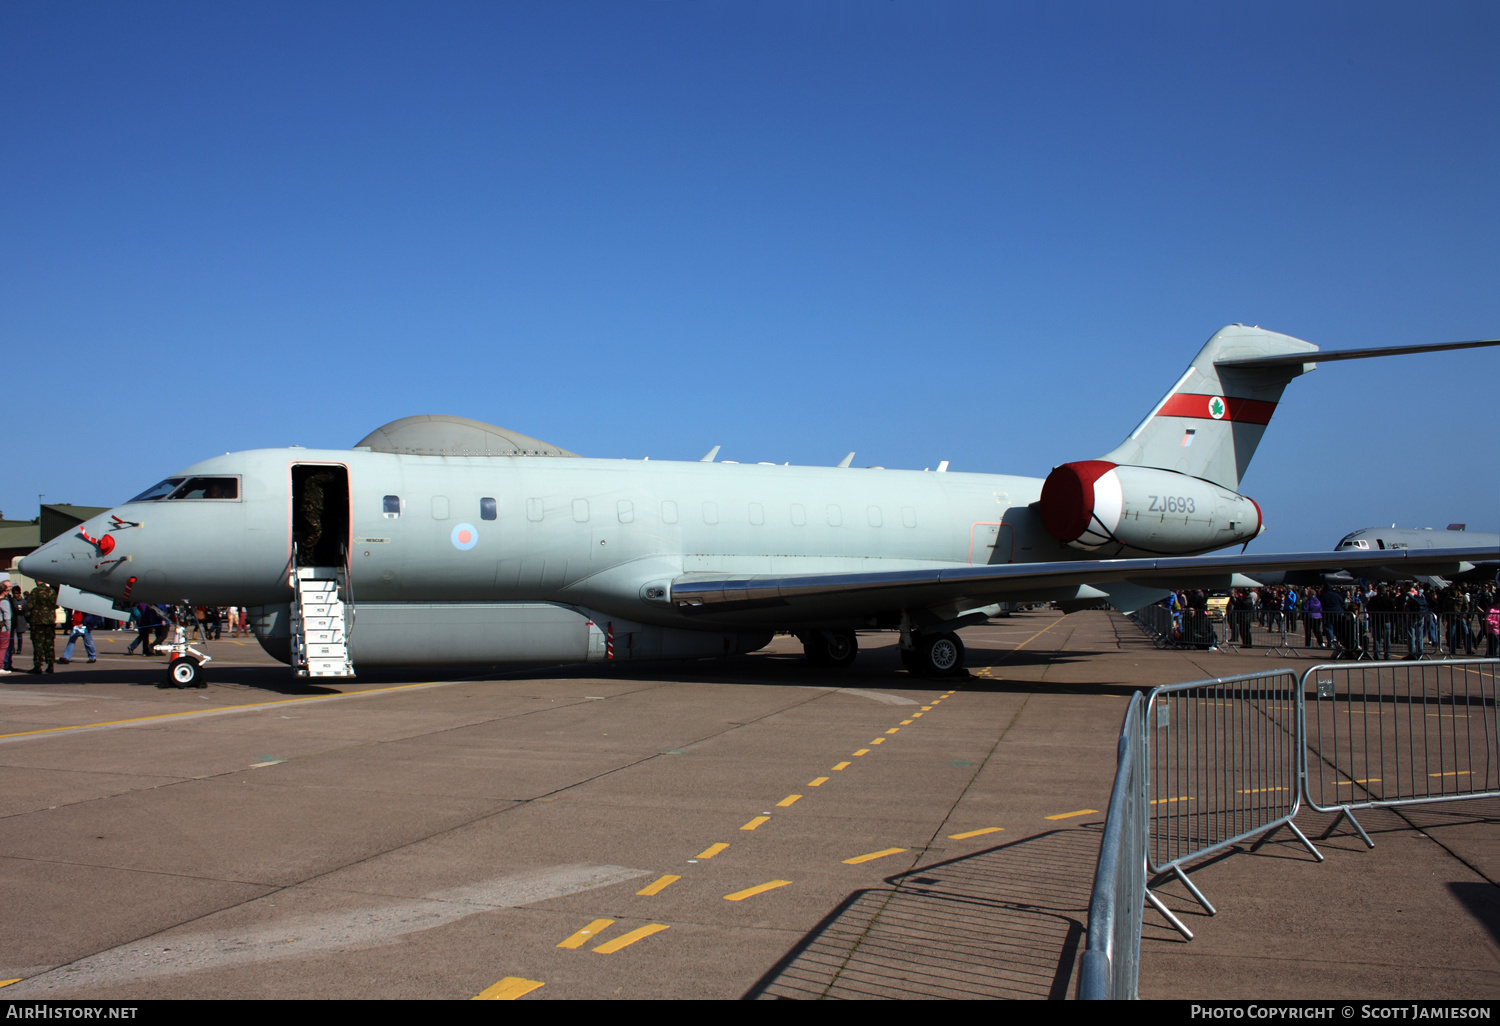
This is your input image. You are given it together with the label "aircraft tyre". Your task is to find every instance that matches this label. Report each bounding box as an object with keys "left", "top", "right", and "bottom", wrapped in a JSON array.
[
  {"left": 917, "top": 632, "right": 965, "bottom": 678},
  {"left": 823, "top": 631, "right": 858, "bottom": 667},
  {"left": 803, "top": 631, "right": 858, "bottom": 668},
  {"left": 167, "top": 657, "right": 202, "bottom": 688}
]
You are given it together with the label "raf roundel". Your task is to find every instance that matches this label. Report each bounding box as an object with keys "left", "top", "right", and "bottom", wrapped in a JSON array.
[{"left": 451, "top": 523, "right": 478, "bottom": 551}]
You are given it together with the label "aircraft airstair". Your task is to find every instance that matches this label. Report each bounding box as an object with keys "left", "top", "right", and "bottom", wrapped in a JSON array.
[{"left": 290, "top": 567, "right": 355, "bottom": 677}]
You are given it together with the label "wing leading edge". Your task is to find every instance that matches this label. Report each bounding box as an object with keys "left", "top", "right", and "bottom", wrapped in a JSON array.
[{"left": 668, "top": 545, "right": 1499, "bottom": 623}]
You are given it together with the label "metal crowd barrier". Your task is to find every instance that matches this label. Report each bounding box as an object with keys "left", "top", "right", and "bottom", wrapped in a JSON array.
[
  {"left": 1083, "top": 656, "right": 1499, "bottom": 999},
  {"left": 1129, "top": 604, "right": 1220, "bottom": 650},
  {"left": 1300, "top": 658, "right": 1499, "bottom": 845},
  {"left": 1134, "top": 604, "right": 1499, "bottom": 662},
  {"left": 1079, "top": 693, "right": 1147, "bottom": 1000},
  {"left": 1143, "top": 670, "right": 1320, "bottom": 927}
]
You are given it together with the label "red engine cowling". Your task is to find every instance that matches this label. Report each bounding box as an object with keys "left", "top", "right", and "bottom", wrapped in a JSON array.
[{"left": 1039, "top": 461, "right": 1262, "bottom": 554}]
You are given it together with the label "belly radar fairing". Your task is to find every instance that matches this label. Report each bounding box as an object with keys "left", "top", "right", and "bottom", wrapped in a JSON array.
[{"left": 21, "top": 326, "right": 1499, "bottom": 683}]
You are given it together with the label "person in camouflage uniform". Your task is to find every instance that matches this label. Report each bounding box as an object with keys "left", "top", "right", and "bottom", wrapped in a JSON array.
[{"left": 29, "top": 581, "right": 57, "bottom": 674}]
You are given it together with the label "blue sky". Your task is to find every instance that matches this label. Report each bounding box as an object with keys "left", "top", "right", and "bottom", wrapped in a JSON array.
[{"left": 4, "top": 1, "right": 1496, "bottom": 551}]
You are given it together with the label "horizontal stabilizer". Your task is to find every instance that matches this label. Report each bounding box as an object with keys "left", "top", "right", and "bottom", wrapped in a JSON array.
[{"left": 1217, "top": 336, "right": 1498, "bottom": 368}]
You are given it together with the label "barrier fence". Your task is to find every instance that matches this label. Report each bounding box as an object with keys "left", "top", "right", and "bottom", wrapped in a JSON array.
[
  {"left": 1081, "top": 656, "right": 1499, "bottom": 1000},
  {"left": 1301, "top": 658, "right": 1499, "bottom": 845},
  {"left": 1079, "top": 693, "right": 1146, "bottom": 1000},
  {"left": 1143, "top": 670, "right": 1319, "bottom": 925},
  {"left": 1133, "top": 605, "right": 1500, "bottom": 662}
]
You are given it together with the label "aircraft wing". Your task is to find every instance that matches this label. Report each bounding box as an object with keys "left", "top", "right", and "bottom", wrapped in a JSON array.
[{"left": 667, "top": 545, "right": 1499, "bottom": 625}]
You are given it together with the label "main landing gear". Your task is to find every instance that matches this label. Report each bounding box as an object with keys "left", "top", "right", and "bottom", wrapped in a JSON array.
[
  {"left": 801, "top": 630, "right": 859, "bottom": 668},
  {"left": 900, "top": 631, "right": 966, "bottom": 678}
]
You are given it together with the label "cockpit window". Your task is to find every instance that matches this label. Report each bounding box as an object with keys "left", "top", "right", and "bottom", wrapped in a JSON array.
[
  {"left": 167, "top": 477, "right": 240, "bottom": 500},
  {"left": 128, "top": 478, "right": 185, "bottom": 502}
]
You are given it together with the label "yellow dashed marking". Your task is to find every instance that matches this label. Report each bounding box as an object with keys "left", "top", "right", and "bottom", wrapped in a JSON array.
[
  {"left": 741, "top": 816, "right": 769, "bottom": 831},
  {"left": 558, "top": 919, "right": 615, "bottom": 949},
  {"left": 0, "top": 679, "right": 449, "bottom": 741},
  {"left": 870, "top": 738, "right": 885, "bottom": 745},
  {"left": 593, "top": 924, "right": 669, "bottom": 954},
  {"left": 843, "top": 847, "right": 907, "bottom": 865},
  {"left": 808, "top": 777, "right": 829, "bottom": 787},
  {"left": 696, "top": 843, "right": 729, "bottom": 859},
  {"left": 1430, "top": 771, "right": 1471, "bottom": 777},
  {"left": 911, "top": 712, "right": 923, "bottom": 718},
  {"left": 1044, "top": 809, "right": 1097, "bottom": 821},
  {"left": 1150, "top": 796, "right": 1194, "bottom": 805},
  {"left": 473, "top": 977, "right": 545, "bottom": 1000},
  {"left": 920, "top": 706, "right": 933, "bottom": 711},
  {"left": 832, "top": 762, "right": 851, "bottom": 771},
  {"left": 852, "top": 750, "right": 870, "bottom": 757},
  {"left": 1236, "top": 787, "right": 1290, "bottom": 795},
  {"left": 948, "top": 827, "right": 1003, "bottom": 840},
  {"left": 724, "top": 880, "right": 792, "bottom": 902},
  {"left": 900, "top": 719, "right": 913, "bottom": 725},
  {"left": 636, "top": 875, "right": 680, "bottom": 896},
  {"left": 1336, "top": 778, "right": 1381, "bottom": 785},
  {"left": 777, "top": 794, "right": 801, "bottom": 807}
]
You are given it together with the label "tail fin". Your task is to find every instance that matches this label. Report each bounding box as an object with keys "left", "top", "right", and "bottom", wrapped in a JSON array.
[{"left": 1100, "top": 324, "right": 1317, "bottom": 490}]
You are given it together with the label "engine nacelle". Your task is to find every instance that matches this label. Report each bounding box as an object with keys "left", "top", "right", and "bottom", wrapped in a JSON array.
[{"left": 1038, "top": 461, "right": 1262, "bottom": 554}]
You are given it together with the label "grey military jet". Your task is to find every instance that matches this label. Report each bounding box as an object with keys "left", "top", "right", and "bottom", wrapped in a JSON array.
[{"left": 21, "top": 325, "right": 1498, "bottom": 685}]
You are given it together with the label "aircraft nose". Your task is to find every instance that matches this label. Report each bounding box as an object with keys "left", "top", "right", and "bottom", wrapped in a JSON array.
[{"left": 18, "top": 531, "right": 98, "bottom": 588}]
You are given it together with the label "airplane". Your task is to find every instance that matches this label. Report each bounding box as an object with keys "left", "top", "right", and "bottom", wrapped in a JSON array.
[{"left": 20, "top": 324, "right": 1499, "bottom": 687}]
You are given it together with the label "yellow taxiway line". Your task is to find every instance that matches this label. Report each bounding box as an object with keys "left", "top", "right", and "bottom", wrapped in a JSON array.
[
  {"left": 593, "top": 924, "right": 669, "bottom": 954},
  {"left": 724, "top": 880, "right": 792, "bottom": 902},
  {"left": 473, "top": 977, "right": 545, "bottom": 1000}
]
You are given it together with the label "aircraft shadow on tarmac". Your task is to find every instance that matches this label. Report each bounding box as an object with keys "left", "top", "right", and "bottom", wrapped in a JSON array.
[
  {"left": 1447, "top": 882, "right": 1500, "bottom": 948},
  {"left": 743, "top": 828, "right": 1101, "bottom": 1000}
]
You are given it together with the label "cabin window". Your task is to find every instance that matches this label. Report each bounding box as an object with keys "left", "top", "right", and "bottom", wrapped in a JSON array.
[
  {"left": 617, "top": 500, "right": 634, "bottom": 524},
  {"left": 572, "top": 499, "right": 589, "bottom": 523},
  {"left": 662, "top": 501, "right": 679, "bottom": 524},
  {"left": 902, "top": 506, "right": 917, "bottom": 528},
  {"left": 527, "top": 498, "right": 544, "bottom": 522},
  {"left": 867, "top": 506, "right": 882, "bottom": 527},
  {"left": 167, "top": 477, "right": 240, "bottom": 501},
  {"left": 128, "top": 478, "right": 185, "bottom": 502},
  {"left": 748, "top": 502, "right": 764, "bottom": 526},
  {"left": 703, "top": 501, "right": 719, "bottom": 525},
  {"left": 480, "top": 497, "right": 497, "bottom": 521},
  {"left": 827, "top": 505, "right": 842, "bottom": 527},
  {"left": 791, "top": 503, "right": 806, "bottom": 526},
  {"left": 432, "top": 496, "right": 450, "bottom": 520},
  {"left": 383, "top": 495, "right": 402, "bottom": 519}
]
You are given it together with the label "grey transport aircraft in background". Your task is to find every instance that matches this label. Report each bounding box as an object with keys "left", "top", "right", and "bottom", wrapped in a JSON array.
[{"left": 20, "top": 325, "right": 1500, "bottom": 686}]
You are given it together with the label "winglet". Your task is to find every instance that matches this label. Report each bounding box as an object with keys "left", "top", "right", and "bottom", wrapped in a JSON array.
[
  {"left": 936, "top": 460, "right": 949, "bottom": 473},
  {"left": 837, "top": 452, "right": 855, "bottom": 468},
  {"left": 700, "top": 445, "right": 721, "bottom": 463}
]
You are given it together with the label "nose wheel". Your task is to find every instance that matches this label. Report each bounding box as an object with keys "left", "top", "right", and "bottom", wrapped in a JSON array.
[{"left": 167, "top": 657, "right": 206, "bottom": 688}]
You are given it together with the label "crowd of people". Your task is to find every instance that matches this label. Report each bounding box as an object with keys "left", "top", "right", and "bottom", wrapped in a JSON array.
[
  {"left": 0, "top": 585, "right": 254, "bottom": 675},
  {"left": 1159, "top": 579, "right": 1500, "bottom": 659}
]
